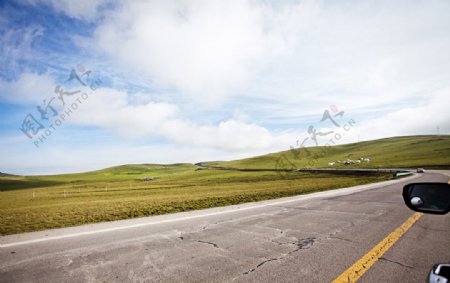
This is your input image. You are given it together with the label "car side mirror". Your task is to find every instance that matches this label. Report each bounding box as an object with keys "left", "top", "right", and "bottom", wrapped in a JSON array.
[{"left": 402, "top": 182, "right": 450, "bottom": 215}]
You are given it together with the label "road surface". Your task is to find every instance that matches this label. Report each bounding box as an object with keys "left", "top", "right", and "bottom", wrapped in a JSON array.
[{"left": 1, "top": 171, "right": 449, "bottom": 282}]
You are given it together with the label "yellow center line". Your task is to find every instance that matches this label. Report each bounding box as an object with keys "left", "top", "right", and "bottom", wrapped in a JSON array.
[{"left": 331, "top": 212, "right": 423, "bottom": 283}]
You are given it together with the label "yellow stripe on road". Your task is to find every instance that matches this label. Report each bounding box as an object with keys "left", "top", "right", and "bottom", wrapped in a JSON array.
[{"left": 332, "top": 212, "right": 422, "bottom": 283}]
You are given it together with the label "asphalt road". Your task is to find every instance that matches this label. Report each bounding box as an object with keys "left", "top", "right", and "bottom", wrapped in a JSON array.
[{"left": 1, "top": 171, "right": 449, "bottom": 283}]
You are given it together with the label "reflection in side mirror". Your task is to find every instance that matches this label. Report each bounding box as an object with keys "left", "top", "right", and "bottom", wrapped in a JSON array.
[
  {"left": 403, "top": 183, "right": 450, "bottom": 215},
  {"left": 410, "top": 196, "right": 424, "bottom": 208}
]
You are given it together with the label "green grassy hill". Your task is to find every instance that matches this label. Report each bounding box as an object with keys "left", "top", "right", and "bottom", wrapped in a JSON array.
[
  {"left": 0, "top": 135, "right": 448, "bottom": 235},
  {"left": 1, "top": 135, "right": 448, "bottom": 192},
  {"left": 205, "top": 135, "right": 450, "bottom": 170},
  {"left": 0, "top": 163, "right": 196, "bottom": 191}
]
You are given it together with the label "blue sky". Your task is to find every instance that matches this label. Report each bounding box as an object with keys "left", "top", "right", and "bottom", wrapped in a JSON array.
[{"left": 1, "top": 0, "right": 449, "bottom": 175}]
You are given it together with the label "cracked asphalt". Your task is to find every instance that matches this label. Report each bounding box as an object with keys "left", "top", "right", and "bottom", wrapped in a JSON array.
[{"left": 1, "top": 171, "right": 449, "bottom": 283}]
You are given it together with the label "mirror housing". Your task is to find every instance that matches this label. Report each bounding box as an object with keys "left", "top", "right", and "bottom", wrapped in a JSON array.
[{"left": 402, "top": 182, "right": 450, "bottom": 215}]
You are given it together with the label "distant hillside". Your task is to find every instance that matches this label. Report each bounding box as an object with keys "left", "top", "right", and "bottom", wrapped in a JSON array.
[
  {"left": 205, "top": 135, "right": 450, "bottom": 169},
  {"left": 1, "top": 136, "right": 449, "bottom": 188},
  {"left": 0, "top": 163, "right": 196, "bottom": 191}
]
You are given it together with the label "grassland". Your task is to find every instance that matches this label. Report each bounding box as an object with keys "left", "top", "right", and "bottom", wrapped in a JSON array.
[
  {"left": 205, "top": 135, "right": 450, "bottom": 169},
  {"left": 1, "top": 135, "right": 448, "bottom": 235},
  {"left": 0, "top": 166, "right": 391, "bottom": 235}
]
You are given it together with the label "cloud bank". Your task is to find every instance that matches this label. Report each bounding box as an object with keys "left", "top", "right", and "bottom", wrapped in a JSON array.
[{"left": 1, "top": 0, "right": 450, "bottom": 174}]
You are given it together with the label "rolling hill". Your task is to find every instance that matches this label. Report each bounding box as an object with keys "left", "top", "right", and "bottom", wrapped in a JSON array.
[
  {"left": 204, "top": 135, "right": 450, "bottom": 170},
  {"left": 1, "top": 135, "right": 448, "bottom": 235}
]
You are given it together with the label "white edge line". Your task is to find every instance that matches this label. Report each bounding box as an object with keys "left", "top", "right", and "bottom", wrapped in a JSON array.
[{"left": 0, "top": 176, "right": 416, "bottom": 248}]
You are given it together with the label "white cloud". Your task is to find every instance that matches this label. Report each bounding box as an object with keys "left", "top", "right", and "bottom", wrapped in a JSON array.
[
  {"left": 250, "top": 0, "right": 450, "bottom": 107},
  {"left": 160, "top": 119, "right": 274, "bottom": 151},
  {"left": 89, "top": 0, "right": 450, "bottom": 112},
  {"left": 68, "top": 87, "right": 178, "bottom": 138},
  {"left": 0, "top": 72, "right": 299, "bottom": 153},
  {"left": 68, "top": 87, "right": 298, "bottom": 151},
  {"left": 0, "top": 72, "right": 56, "bottom": 105},
  {"left": 355, "top": 86, "right": 450, "bottom": 140},
  {"left": 92, "top": 0, "right": 286, "bottom": 103}
]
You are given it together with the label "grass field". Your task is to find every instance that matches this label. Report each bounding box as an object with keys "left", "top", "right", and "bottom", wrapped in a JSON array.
[
  {"left": 1, "top": 135, "right": 448, "bottom": 235},
  {"left": 0, "top": 167, "right": 391, "bottom": 235}
]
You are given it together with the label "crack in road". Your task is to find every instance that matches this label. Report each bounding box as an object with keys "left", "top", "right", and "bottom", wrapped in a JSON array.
[
  {"left": 194, "top": 240, "right": 219, "bottom": 249},
  {"left": 242, "top": 258, "right": 279, "bottom": 275},
  {"left": 238, "top": 237, "right": 317, "bottom": 279},
  {"left": 380, "top": 257, "right": 414, "bottom": 269},
  {"left": 288, "top": 237, "right": 316, "bottom": 254},
  {"left": 178, "top": 234, "right": 220, "bottom": 249},
  {"left": 328, "top": 236, "right": 353, "bottom": 243},
  {"left": 177, "top": 229, "right": 221, "bottom": 249},
  {"left": 415, "top": 224, "right": 449, "bottom": 232}
]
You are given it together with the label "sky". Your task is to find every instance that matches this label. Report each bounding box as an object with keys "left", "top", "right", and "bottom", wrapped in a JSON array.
[{"left": 1, "top": 0, "right": 449, "bottom": 175}]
